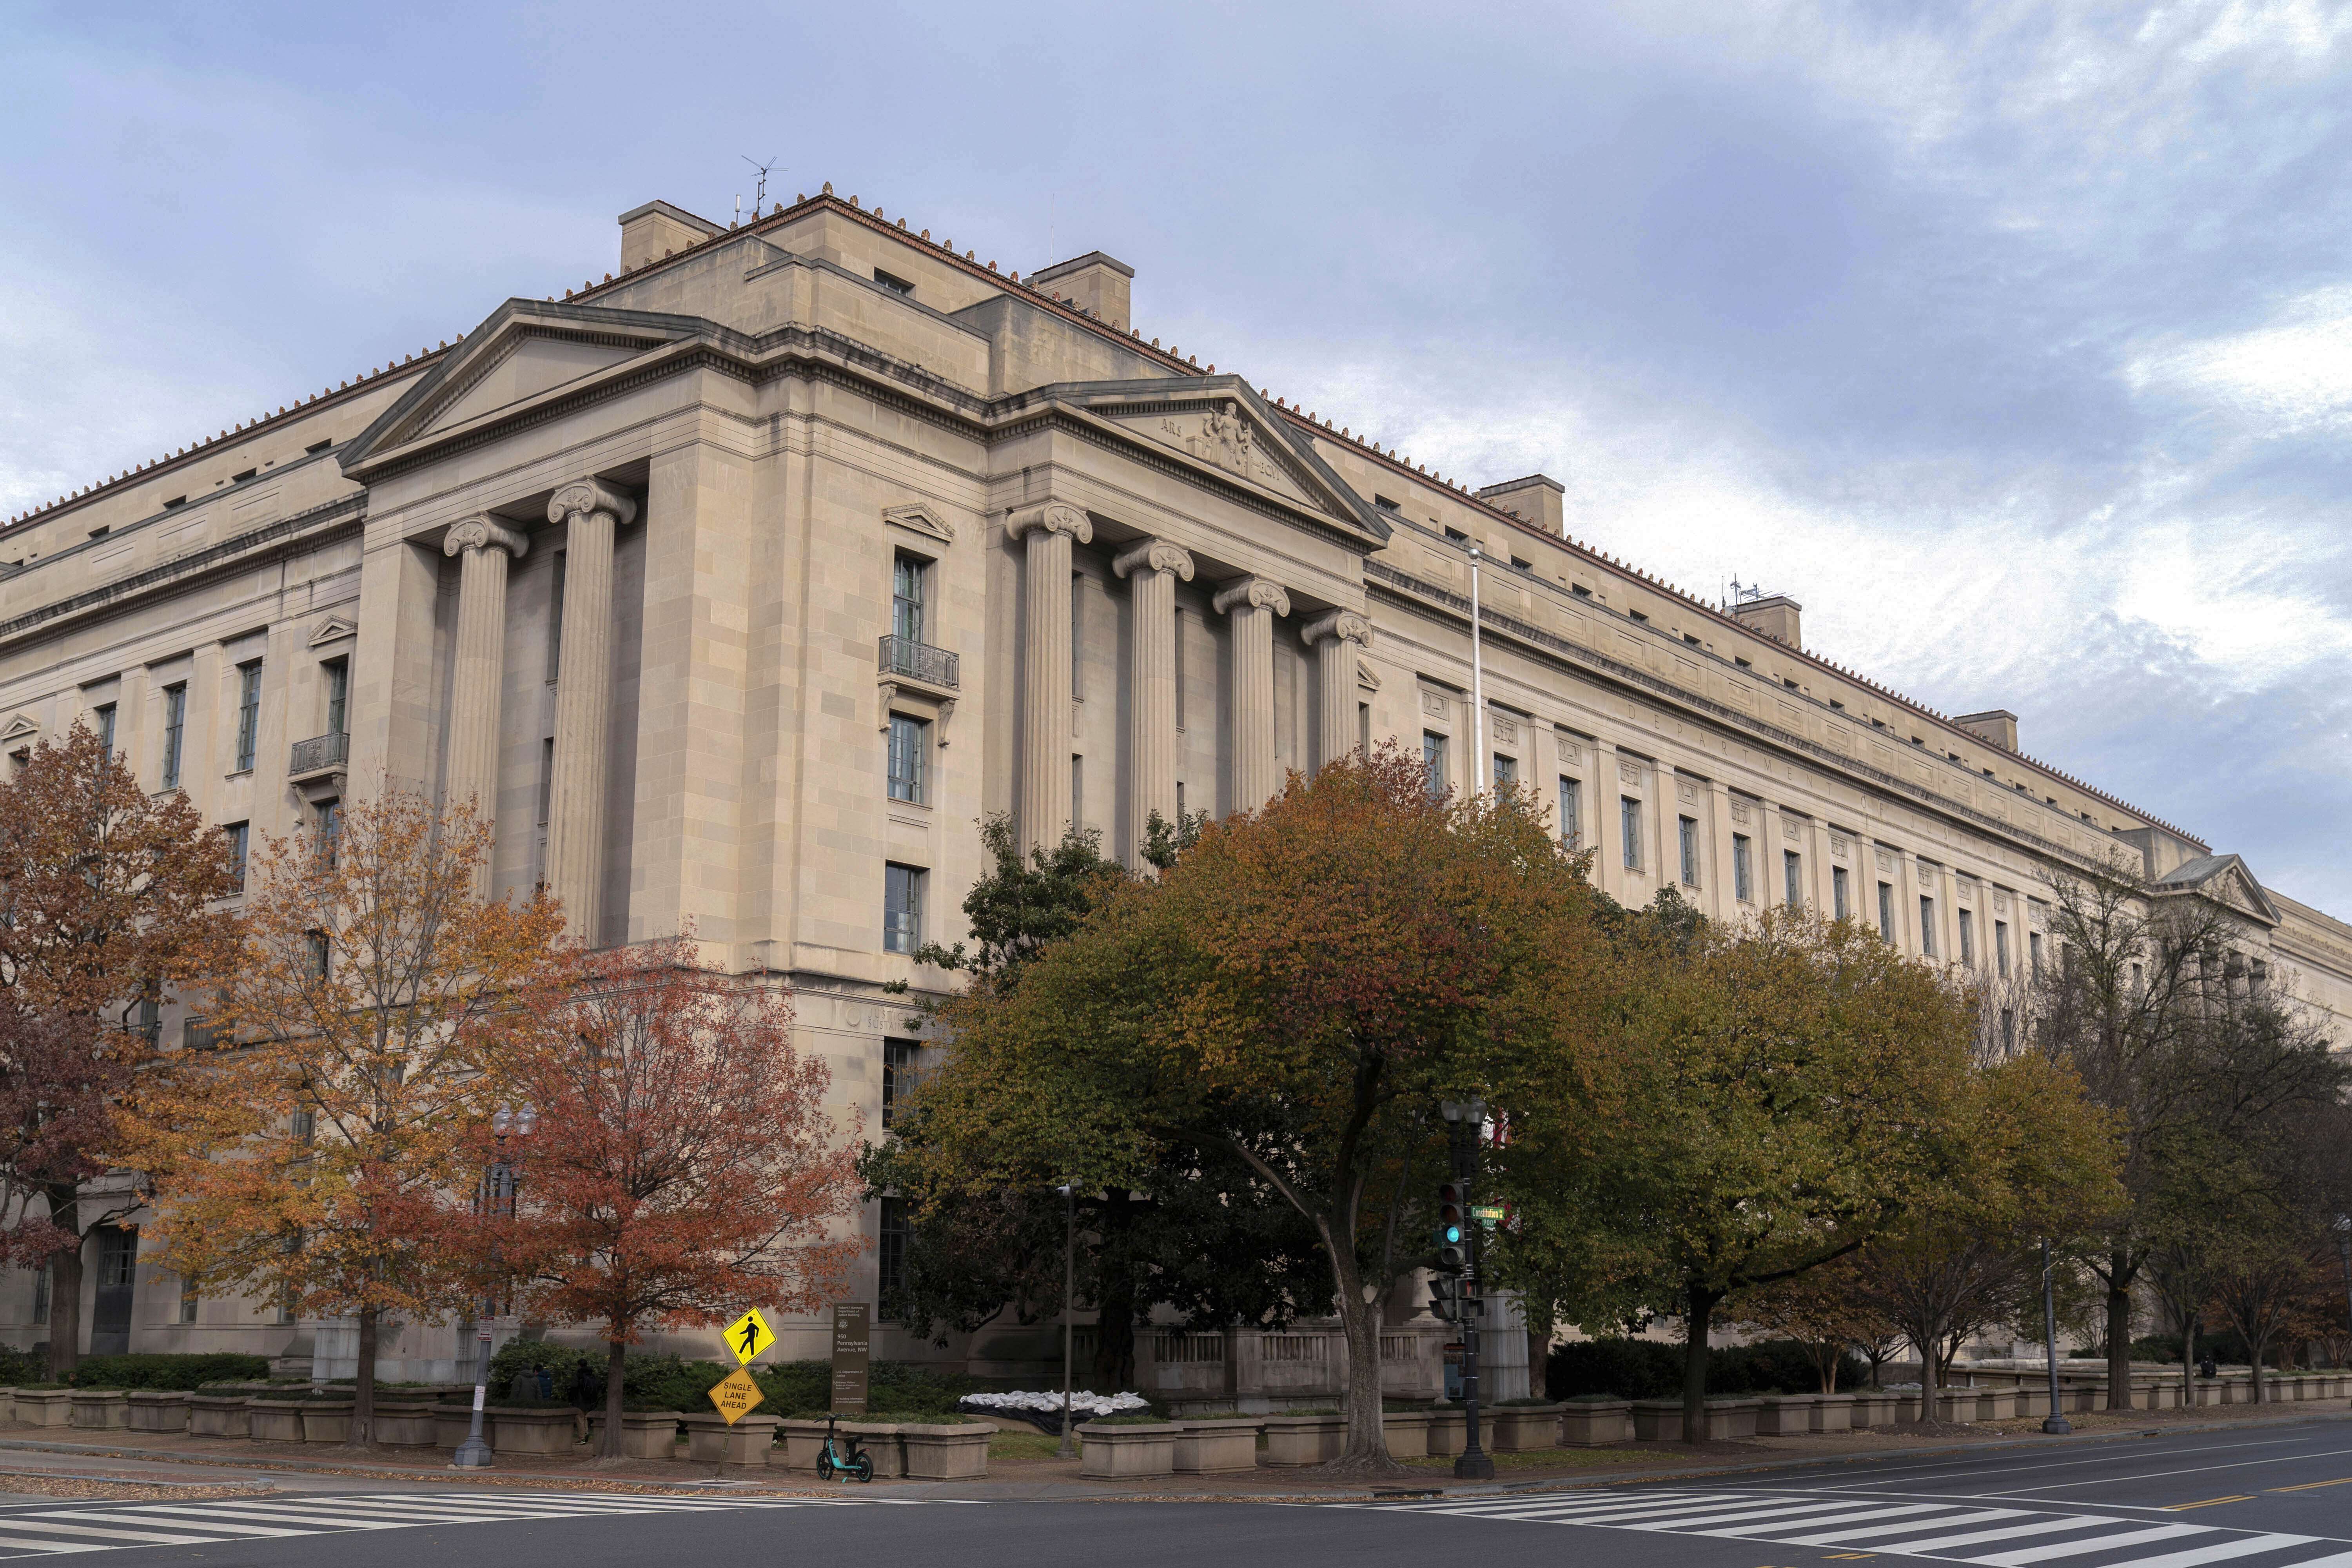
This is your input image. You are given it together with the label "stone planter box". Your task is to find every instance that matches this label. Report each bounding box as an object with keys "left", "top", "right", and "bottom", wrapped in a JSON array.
[
  {"left": 587, "top": 1411, "right": 682, "bottom": 1460},
  {"left": 493, "top": 1407, "right": 583, "bottom": 1456},
  {"left": 248, "top": 1397, "right": 306, "bottom": 1443},
  {"left": 1262, "top": 1414, "right": 1345, "bottom": 1466},
  {"left": 777, "top": 1418, "right": 830, "bottom": 1472},
  {"left": 1811, "top": 1393, "right": 1854, "bottom": 1432},
  {"left": 1932, "top": 1388, "right": 1973, "bottom": 1423},
  {"left": 901, "top": 1422, "right": 990, "bottom": 1480},
  {"left": 1753, "top": 1395, "right": 1816, "bottom": 1436},
  {"left": 0, "top": 1388, "right": 15, "bottom": 1423},
  {"left": 126, "top": 1391, "right": 191, "bottom": 1434},
  {"left": 844, "top": 1422, "right": 907, "bottom": 1478},
  {"left": 1423, "top": 1408, "right": 1465, "bottom": 1458},
  {"left": 1847, "top": 1393, "right": 1896, "bottom": 1428},
  {"left": 1488, "top": 1403, "right": 1563, "bottom": 1452},
  {"left": 1561, "top": 1399, "right": 1630, "bottom": 1446},
  {"left": 300, "top": 1399, "right": 354, "bottom": 1444},
  {"left": 15, "top": 1390, "right": 74, "bottom": 1429},
  {"left": 369, "top": 1399, "right": 438, "bottom": 1447},
  {"left": 681, "top": 1412, "right": 777, "bottom": 1466},
  {"left": 432, "top": 1403, "right": 481, "bottom": 1450},
  {"left": 68, "top": 1391, "right": 129, "bottom": 1430},
  {"left": 1706, "top": 1398, "right": 1759, "bottom": 1439},
  {"left": 1173, "top": 1417, "right": 1259, "bottom": 1474},
  {"left": 1381, "top": 1409, "right": 1432, "bottom": 1459},
  {"left": 1078, "top": 1421, "right": 1180, "bottom": 1479},
  {"left": 189, "top": 1393, "right": 251, "bottom": 1438},
  {"left": 1630, "top": 1398, "right": 1683, "bottom": 1442}
]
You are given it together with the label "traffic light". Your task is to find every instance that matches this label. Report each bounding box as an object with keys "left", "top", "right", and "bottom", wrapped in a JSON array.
[
  {"left": 1428, "top": 1272, "right": 1461, "bottom": 1323},
  {"left": 1435, "top": 1182, "right": 1466, "bottom": 1272}
]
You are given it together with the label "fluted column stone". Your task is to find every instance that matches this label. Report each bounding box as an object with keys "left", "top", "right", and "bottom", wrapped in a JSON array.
[
  {"left": 1114, "top": 538, "right": 1195, "bottom": 862},
  {"left": 1300, "top": 609, "right": 1372, "bottom": 773},
  {"left": 1009, "top": 503, "right": 1093, "bottom": 853},
  {"left": 442, "top": 517, "right": 528, "bottom": 895},
  {"left": 1213, "top": 576, "right": 1290, "bottom": 811},
  {"left": 544, "top": 479, "right": 638, "bottom": 941}
]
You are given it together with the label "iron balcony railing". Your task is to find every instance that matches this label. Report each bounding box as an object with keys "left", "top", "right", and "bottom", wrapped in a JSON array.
[
  {"left": 289, "top": 730, "right": 349, "bottom": 777},
  {"left": 878, "top": 634, "right": 958, "bottom": 690}
]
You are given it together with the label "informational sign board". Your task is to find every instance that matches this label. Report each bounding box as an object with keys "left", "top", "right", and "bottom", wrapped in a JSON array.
[
  {"left": 724, "top": 1306, "right": 775, "bottom": 1365},
  {"left": 831, "top": 1302, "right": 871, "bottom": 1414},
  {"left": 709, "top": 1365, "right": 765, "bottom": 1426}
]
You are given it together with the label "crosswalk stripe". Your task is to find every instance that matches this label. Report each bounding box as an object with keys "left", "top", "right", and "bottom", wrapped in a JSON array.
[
  {"left": 26, "top": 1511, "right": 312, "bottom": 1539},
  {"left": 0, "top": 1537, "right": 107, "bottom": 1555},
  {"left": 1699, "top": 1503, "right": 1968, "bottom": 1539},
  {"left": 2076, "top": 1536, "right": 2319, "bottom": 1568},
  {"left": 1774, "top": 1506, "right": 2024, "bottom": 1545},
  {"left": 104, "top": 1504, "right": 414, "bottom": 1530},
  {"left": 1624, "top": 1499, "right": 1913, "bottom": 1530},
  {"left": 1867, "top": 1514, "right": 2136, "bottom": 1553},
  {"left": 1967, "top": 1524, "right": 2212, "bottom": 1564},
  {"left": 0, "top": 1523, "right": 218, "bottom": 1547}
]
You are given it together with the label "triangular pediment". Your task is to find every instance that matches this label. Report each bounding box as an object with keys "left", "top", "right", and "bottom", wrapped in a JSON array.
[
  {"left": 883, "top": 502, "right": 955, "bottom": 546},
  {"left": 2156, "top": 852, "right": 2281, "bottom": 927},
  {"left": 425, "top": 336, "right": 638, "bottom": 434},
  {"left": 1111, "top": 402, "right": 1322, "bottom": 509},
  {"left": 0, "top": 713, "right": 39, "bottom": 747}
]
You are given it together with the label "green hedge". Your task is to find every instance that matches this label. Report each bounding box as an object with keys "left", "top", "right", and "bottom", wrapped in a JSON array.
[
  {"left": 1546, "top": 1339, "right": 1864, "bottom": 1400},
  {"left": 483, "top": 1341, "right": 988, "bottom": 1417},
  {"left": 65, "top": 1354, "right": 272, "bottom": 1391}
]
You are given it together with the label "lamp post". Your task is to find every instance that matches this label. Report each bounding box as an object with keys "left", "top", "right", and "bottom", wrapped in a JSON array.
[
  {"left": 1467, "top": 546, "right": 1485, "bottom": 797},
  {"left": 2040, "top": 1238, "right": 2070, "bottom": 1436},
  {"left": 1441, "top": 1097, "right": 1494, "bottom": 1481},
  {"left": 2334, "top": 1216, "right": 2352, "bottom": 1378},
  {"left": 453, "top": 1103, "right": 534, "bottom": 1470},
  {"left": 1055, "top": 1182, "right": 1077, "bottom": 1460}
]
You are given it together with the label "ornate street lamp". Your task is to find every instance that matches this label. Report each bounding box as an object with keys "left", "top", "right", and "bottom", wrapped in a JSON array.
[
  {"left": 454, "top": 1104, "right": 535, "bottom": 1470},
  {"left": 2040, "top": 1239, "right": 2070, "bottom": 1436}
]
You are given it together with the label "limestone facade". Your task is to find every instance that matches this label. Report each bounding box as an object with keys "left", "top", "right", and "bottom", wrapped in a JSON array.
[{"left": 2, "top": 188, "right": 2347, "bottom": 1378}]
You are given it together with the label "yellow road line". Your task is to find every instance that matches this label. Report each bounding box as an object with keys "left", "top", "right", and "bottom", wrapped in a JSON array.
[
  {"left": 2163, "top": 1495, "right": 2255, "bottom": 1510},
  {"left": 2270, "top": 1477, "right": 2352, "bottom": 1492}
]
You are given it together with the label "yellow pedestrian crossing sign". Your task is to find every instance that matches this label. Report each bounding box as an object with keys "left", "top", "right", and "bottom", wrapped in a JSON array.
[
  {"left": 725, "top": 1307, "right": 775, "bottom": 1365},
  {"left": 709, "top": 1366, "right": 765, "bottom": 1425}
]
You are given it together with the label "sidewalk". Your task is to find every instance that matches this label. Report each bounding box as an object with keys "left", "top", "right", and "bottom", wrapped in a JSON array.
[{"left": 0, "top": 1397, "right": 2336, "bottom": 1503}]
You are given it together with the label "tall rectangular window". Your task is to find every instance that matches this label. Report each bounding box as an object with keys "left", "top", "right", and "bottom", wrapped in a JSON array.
[
  {"left": 2001, "top": 1007, "right": 2017, "bottom": 1053},
  {"left": 882, "top": 1038, "right": 918, "bottom": 1131},
  {"left": 1620, "top": 798, "right": 1642, "bottom": 870},
  {"left": 1678, "top": 816, "right": 1699, "bottom": 886},
  {"left": 1070, "top": 755, "right": 1084, "bottom": 829},
  {"left": 1557, "top": 777, "right": 1581, "bottom": 847},
  {"left": 1832, "top": 865, "right": 1849, "bottom": 921},
  {"left": 1959, "top": 907, "right": 1976, "bottom": 966},
  {"left": 1996, "top": 920, "right": 2011, "bottom": 977},
  {"left": 306, "top": 931, "right": 330, "bottom": 978},
  {"left": 323, "top": 658, "right": 348, "bottom": 735},
  {"left": 1784, "top": 850, "right": 1803, "bottom": 909},
  {"left": 223, "top": 822, "right": 249, "bottom": 893},
  {"left": 179, "top": 1278, "right": 199, "bottom": 1325},
  {"left": 1732, "top": 834, "right": 1753, "bottom": 902},
  {"left": 887, "top": 715, "right": 927, "bottom": 803},
  {"left": 30, "top": 1265, "right": 48, "bottom": 1326},
  {"left": 233, "top": 661, "right": 262, "bottom": 771},
  {"left": 1492, "top": 753, "right": 1516, "bottom": 789},
  {"left": 883, "top": 863, "right": 925, "bottom": 954},
  {"left": 1878, "top": 882, "right": 1895, "bottom": 943},
  {"left": 893, "top": 553, "right": 926, "bottom": 644},
  {"left": 94, "top": 703, "right": 116, "bottom": 756},
  {"left": 2030, "top": 931, "right": 2045, "bottom": 974},
  {"left": 160, "top": 683, "right": 187, "bottom": 789},
  {"left": 878, "top": 1196, "right": 909, "bottom": 1308},
  {"left": 317, "top": 798, "right": 342, "bottom": 870},
  {"left": 1920, "top": 896, "right": 1938, "bottom": 957},
  {"left": 1422, "top": 732, "right": 1448, "bottom": 798}
]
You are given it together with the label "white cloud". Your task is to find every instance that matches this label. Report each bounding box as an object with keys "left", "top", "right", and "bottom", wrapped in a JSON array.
[{"left": 2125, "top": 285, "right": 2352, "bottom": 432}]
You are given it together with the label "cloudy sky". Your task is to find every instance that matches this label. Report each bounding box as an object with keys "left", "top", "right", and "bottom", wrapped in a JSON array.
[{"left": 6, "top": 2, "right": 2349, "bottom": 914}]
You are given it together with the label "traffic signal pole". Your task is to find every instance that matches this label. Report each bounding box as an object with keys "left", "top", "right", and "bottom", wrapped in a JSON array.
[{"left": 1440, "top": 1103, "right": 1495, "bottom": 1482}]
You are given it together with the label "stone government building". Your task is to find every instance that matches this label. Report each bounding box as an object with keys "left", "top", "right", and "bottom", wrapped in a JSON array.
[{"left": 2, "top": 186, "right": 2346, "bottom": 1387}]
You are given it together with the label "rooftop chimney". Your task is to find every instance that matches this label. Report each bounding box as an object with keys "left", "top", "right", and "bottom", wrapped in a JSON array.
[
  {"left": 1954, "top": 709, "right": 2020, "bottom": 752},
  {"left": 1029, "top": 251, "right": 1134, "bottom": 331},
  {"left": 1476, "top": 474, "right": 1566, "bottom": 536},
  {"left": 1728, "top": 593, "right": 1802, "bottom": 650},
  {"left": 618, "top": 200, "right": 723, "bottom": 272}
]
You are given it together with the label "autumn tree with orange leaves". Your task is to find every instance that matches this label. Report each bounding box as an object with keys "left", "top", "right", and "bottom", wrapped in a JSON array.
[
  {"left": 0, "top": 719, "right": 239, "bottom": 1377},
  {"left": 131, "top": 790, "right": 563, "bottom": 1447},
  {"left": 483, "top": 936, "right": 863, "bottom": 1457}
]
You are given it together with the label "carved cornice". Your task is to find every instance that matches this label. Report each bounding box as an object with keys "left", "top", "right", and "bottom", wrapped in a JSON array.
[
  {"left": 1213, "top": 577, "right": 1291, "bottom": 618},
  {"left": 547, "top": 478, "right": 639, "bottom": 530},
  {"left": 1112, "top": 539, "right": 1195, "bottom": 582},
  {"left": 442, "top": 516, "right": 530, "bottom": 559},
  {"left": 1006, "top": 502, "right": 1093, "bottom": 546},
  {"left": 1301, "top": 609, "right": 1373, "bottom": 648}
]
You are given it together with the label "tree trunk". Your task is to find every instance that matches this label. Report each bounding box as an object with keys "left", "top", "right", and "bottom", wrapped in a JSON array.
[
  {"left": 601, "top": 1335, "right": 626, "bottom": 1459},
  {"left": 1681, "top": 1286, "right": 1718, "bottom": 1444},
  {"left": 1335, "top": 1274, "right": 1389, "bottom": 1465},
  {"left": 2181, "top": 1315, "right": 2197, "bottom": 1404},
  {"left": 2249, "top": 1337, "right": 2267, "bottom": 1403},
  {"left": 1918, "top": 1325, "right": 1942, "bottom": 1422},
  {"left": 1527, "top": 1329, "right": 1548, "bottom": 1401},
  {"left": 348, "top": 1306, "right": 377, "bottom": 1447},
  {"left": 2103, "top": 1255, "right": 2135, "bottom": 1411},
  {"left": 43, "top": 1221, "right": 83, "bottom": 1383}
]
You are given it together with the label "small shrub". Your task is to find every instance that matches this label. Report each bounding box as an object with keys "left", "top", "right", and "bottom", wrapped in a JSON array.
[
  {"left": 1082, "top": 1412, "right": 1170, "bottom": 1426},
  {"left": 1545, "top": 1338, "right": 1862, "bottom": 1400},
  {"left": 66, "top": 1354, "right": 273, "bottom": 1391}
]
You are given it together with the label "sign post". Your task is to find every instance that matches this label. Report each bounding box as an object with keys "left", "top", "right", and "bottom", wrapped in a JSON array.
[
  {"left": 831, "top": 1303, "right": 871, "bottom": 1416},
  {"left": 707, "top": 1305, "right": 777, "bottom": 1426}
]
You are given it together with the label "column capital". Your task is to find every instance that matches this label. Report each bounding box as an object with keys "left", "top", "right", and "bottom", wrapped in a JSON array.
[
  {"left": 1213, "top": 576, "right": 1290, "bottom": 618},
  {"left": 1006, "top": 501, "right": 1093, "bottom": 545},
  {"left": 547, "top": 478, "right": 639, "bottom": 530},
  {"left": 1112, "top": 538, "right": 1194, "bottom": 581},
  {"left": 1300, "top": 609, "right": 1372, "bottom": 649},
  {"left": 442, "top": 516, "right": 530, "bottom": 559}
]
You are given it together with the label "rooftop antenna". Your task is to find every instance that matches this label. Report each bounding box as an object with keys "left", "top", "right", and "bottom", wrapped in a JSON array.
[
  {"left": 742, "top": 154, "right": 784, "bottom": 213},
  {"left": 1727, "top": 576, "right": 1767, "bottom": 610}
]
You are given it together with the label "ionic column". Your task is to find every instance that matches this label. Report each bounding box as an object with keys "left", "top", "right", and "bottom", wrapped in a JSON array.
[
  {"left": 441, "top": 518, "right": 528, "bottom": 895},
  {"left": 1213, "top": 576, "right": 1291, "bottom": 811},
  {"left": 1300, "top": 610, "right": 1372, "bottom": 773},
  {"left": 1113, "top": 539, "right": 1194, "bottom": 862},
  {"left": 1008, "top": 503, "right": 1093, "bottom": 854},
  {"left": 544, "top": 479, "right": 639, "bottom": 940}
]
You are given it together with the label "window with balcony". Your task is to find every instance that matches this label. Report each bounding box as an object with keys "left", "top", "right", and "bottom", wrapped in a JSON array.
[
  {"left": 883, "top": 863, "right": 925, "bottom": 955},
  {"left": 323, "top": 657, "right": 348, "bottom": 735},
  {"left": 893, "top": 553, "right": 926, "bottom": 645},
  {"left": 887, "top": 714, "right": 927, "bottom": 803}
]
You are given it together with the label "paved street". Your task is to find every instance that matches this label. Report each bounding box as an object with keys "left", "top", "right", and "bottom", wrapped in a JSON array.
[{"left": 0, "top": 1416, "right": 2343, "bottom": 1567}]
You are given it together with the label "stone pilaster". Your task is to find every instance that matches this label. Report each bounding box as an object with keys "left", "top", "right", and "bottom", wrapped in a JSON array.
[
  {"left": 1009, "top": 503, "right": 1092, "bottom": 853},
  {"left": 1300, "top": 609, "right": 1373, "bottom": 773},
  {"left": 1214, "top": 576, "right": 1290, "bottom": 810},
  {"left": 544, "top": 479, "right": 638, "bottom": 941},
  {"left": 1113, "top": 538, "right": 1194, "bottom": 862},
  {"left": 440, "top": 519, "right": 528, "bottom": 879}
]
